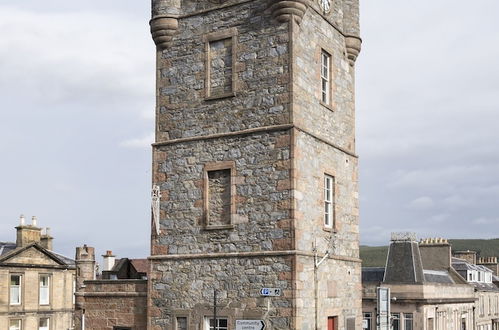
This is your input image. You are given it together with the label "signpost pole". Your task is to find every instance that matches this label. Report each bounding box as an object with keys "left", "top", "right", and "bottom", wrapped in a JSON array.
[{"left": 214, "top": 289, "right": 217, "bottom": 330}]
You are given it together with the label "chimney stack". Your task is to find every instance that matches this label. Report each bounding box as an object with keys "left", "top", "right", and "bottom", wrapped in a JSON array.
[
  {"left": 40, "top": 227, "right": 54, "bottom": 251},
  {"left": 102, "top": 250, "right": 116, "bottom": 271},
  {"left": 16, "top": 214, "right": 42, "bottom": 248},
  {"left": 419, "top": 237, "right": 452, "bottom": 270},
  {"left": 478, "top": 256, "right": 499, "bottom": 276}
]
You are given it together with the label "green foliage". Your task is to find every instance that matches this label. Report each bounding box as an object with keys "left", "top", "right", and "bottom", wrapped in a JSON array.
[{"left": 360, "top": 238, "right": 499, "bottom": 267}]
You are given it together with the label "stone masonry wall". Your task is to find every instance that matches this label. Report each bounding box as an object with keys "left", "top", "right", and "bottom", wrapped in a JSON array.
[
  {"left": 80, "top": 280, "right": 147, "bottom": 330},
  {"left": 151, "top": 130, "right": 292, "bottom": 255},
  {"left": 149, "top": 255, "right": 293, "bottom": 329},
  {"left": 156, "top": 0, "right": 291, "bottom": 141},
  {"left": 293, "top": 8, "right": 356, "bottom": 153}
]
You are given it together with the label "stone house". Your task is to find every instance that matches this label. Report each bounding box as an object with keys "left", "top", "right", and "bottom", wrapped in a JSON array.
[
  {"left": 74, "top": 247, "right": 148, "bottom": 330},
  {"left": 362, "top": 234, "right": 499, "bottom": 330},
  {"left": 147, "top": 0, "right": 363, "bottom": 329},
  {"left": 452, "top": 254, "right": 499, "bottom": 330},
  {"left": 362, "top": 234, "right": 476, "bottom": 330},
  {"left": 0, "top": 215, "right": 76, "bottom": 330}
]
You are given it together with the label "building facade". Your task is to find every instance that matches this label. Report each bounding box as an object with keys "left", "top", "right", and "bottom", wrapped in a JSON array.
[
  {"left": 0, "top": 216, "right": 75, "bottom": 330},
  {"left": 74, "top": 247, "right": 148, "bottom": 330},
  {"left": 147, "top": 0, "right": 363, "bottom": 329}
]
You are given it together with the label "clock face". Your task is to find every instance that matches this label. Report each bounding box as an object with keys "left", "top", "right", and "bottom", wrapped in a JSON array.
[{"left": 319, "top": 0, "right": 331, "bottom": 14}]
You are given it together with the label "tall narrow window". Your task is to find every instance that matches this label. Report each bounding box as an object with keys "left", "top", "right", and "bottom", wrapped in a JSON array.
[
  {"left": 391, "top": 313, "right": 400, "bottom": 330},
  {"left": 324, "top": 175, "right": 334, "bottom": 228},
  {"left": 321, "top": 50, "right": 331, "bottom": 104},
  {"left": 205, "top": 317, "right": 228, "bottom": 330},
  {"left": 363, "top": 313, "right": 372, "bottom": 330},
  {"left": 204, "top": 162, "right": 235, "bottom": 228},
  {"left": 9, "top": 319, "right": 21, "bottom": 330},
  {"left": 39, "top": 318, "right": 49, "bottom": 330},
  {"left": 176, "top": 317, "right": 188, "bottom": 330},
  {"left": 39, "top": 275, "right": 50, "bottom": 305},
  {"left": 204, "top": 28, "right": 237, "bottom": 100},
  {"left": 10, "top": 275, "right": 21, "bottom": 305},
  {"left": 404, "top": 313, "right": 413, "bottom": 330}
]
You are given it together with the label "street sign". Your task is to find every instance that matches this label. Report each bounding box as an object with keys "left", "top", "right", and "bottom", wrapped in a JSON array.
[
  {"left": 377, "top": 287, "right": 391, "bottom": 330},
  {"left": 236, "top": 320, "right": 265, "bottom": 330},
  {"left": 260, "top": 288, "right": 281, "bottom": 296}
]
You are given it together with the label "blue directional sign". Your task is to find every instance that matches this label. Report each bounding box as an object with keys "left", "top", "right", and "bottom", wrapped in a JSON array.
[{"left": 259, "top": 288, "right": 281, "bottom": 297}]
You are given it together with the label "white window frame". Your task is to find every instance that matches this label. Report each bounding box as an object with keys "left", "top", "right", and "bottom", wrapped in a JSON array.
[
  {"left": 10, "top": 275, "right": 22, "bottom": 305},
  {"left": 39, "top": 317, "right": 50, "bottom": 330},
  {"left": 39, "top": 274, "right": 50, "bottom": 305},
  {"left": 204, "top": 317, "right": 228, "bottom": 330},
  {"left": 324, "top": 174, "right": 334, "bottom": 229},
  {"left": 404, "top": 313, "right": 413, "bottom": 330},
  {"left": 321, "top": 50, "right": 331, "bottom": 104},
  {"left": 9, "top": 319, "right": 22, "bottom": 330}
]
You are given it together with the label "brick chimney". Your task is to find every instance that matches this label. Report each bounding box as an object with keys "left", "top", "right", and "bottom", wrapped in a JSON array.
[
  {"left": 102, "top": 250, "right": 116, "bottom": 271},
  {"left": 419, "top": 237, "right": 452, "bottom": 270},
  {"left": 478, "top": 257, "right": 499, "bottom": 276},
  {"left": 40, "top": 227, "right": 53, "bottom": 251},
  {"left": 75, "top": 245, "right": 96, "bottom": 289},
  {"left": 453, "top": 250, "right": 477, "bottom": 265},
  {"left": 15, "top": 215, "right": 42, "bottom": 248}
]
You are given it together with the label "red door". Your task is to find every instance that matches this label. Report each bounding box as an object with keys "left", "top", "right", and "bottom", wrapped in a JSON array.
[{"left": 328, "top": 316, "right": 338, "bottom": 330}]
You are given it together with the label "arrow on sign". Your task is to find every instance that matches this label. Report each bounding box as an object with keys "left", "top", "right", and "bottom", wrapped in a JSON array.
[{"left": 235, "top": 320, "right": 266, "bottom": 330}]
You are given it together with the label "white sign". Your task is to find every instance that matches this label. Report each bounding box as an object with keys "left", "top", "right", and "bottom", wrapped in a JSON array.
[
  {"left": 377, "top": 287, "right": 391, "bottom": 330},
  {"left": 362, "top": 320, "right": 369, "bottom": 328},
  {"left": 260, "top": 288, "right": 281, "bottom": 297},
  {"left": 236, "top": 320, "right": 265, "bottom": 330}
]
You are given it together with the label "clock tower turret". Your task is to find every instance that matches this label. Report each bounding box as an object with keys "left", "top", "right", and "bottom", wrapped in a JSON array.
[{"left": 148, "top": 0, "right": 362, "bottom": 329}]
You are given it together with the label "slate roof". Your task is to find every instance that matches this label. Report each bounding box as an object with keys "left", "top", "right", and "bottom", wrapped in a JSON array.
[
  {"left": 384, "top": 241, "right": 424, "bottom": 284},
  {"left": 362, "top": 267, "right": 385, "bottom": 283},
  {"left": 0, "top": 242, "right": 16, "bottom": 256},
  {"left": 423, "top": 270, "right": 454, "bottom": 284},
  {"left": 0, "top": 242, "right": 75, "bottom": 268},
  {"left": 130, "top": 259, "right": 149, "bottom": 274}
]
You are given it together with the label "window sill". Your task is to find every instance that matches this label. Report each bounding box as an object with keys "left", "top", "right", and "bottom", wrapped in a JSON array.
[
  {"left": 320, "top": 101, "right": 335, "bottom": 112},
  {"left": 205, "top": 92, "right": 235, "bottom": 101},
  {"left": 323, "top": 227, "right": 337, "bottom": 233},
  {"left": 204, "top": 224, "right": 234, "bottom": 231}
]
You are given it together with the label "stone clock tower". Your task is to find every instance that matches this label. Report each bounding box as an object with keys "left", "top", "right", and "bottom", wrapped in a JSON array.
[{"left": 148, "top": 0, "right": 362, "bottom": 329}]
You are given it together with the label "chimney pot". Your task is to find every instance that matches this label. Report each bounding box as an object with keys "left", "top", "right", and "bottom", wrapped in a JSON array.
[
  {"left": 20, "top": 214, "right": 25, "bottom": 225},
  {"left": 32, "top": 216, "right": 38, "bottom": 227}
]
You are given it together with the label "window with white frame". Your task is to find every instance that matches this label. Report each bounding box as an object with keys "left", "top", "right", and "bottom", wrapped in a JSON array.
[
  {"left": 205, "top": 317, "right": 228, "bottom": 330},
  {"left": 9, "top": 319, "right": 21, "bottom": 330},
  {"left": 39, "top": 318, "right": 49, "bottom": 330},
  {"left": 39, "top": 275, "right": 50, "bottom": 305},
  {"left": 324, "top": 174, "right": 334, "bottom": 228},
  {"left": 391, "top": 313, "right": 400, "bottom": 330},
  {"left": 321, "top": 50, "right": 331, "bottom": 104},
  {"left": 404, "top": 313, "right": 413, "bottom": 330},
  {"left": 363, "top": 312, "right": 372, "bottom": 329},
  {"left": 10, "top": 275, "right": 21, "bottom": 305}
]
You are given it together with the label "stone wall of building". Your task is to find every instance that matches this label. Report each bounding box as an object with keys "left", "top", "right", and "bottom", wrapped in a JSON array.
[
  {"left": 0, "top": 254, "right": 75, "bottom": 329},
  {"left": 78, "top": 279, "right": 147, "bottom": 330},
  {"left": 149, "top": 0, "right": 362, "bottom": 329},
  {"left": 155, "top": 0, "right": 291, "bottom": 142},
  {"left": 149, "top": 255, "right": 293, "bottom": 329}
]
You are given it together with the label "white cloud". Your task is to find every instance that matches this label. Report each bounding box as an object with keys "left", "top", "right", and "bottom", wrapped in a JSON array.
[
  {"left": 120, "top": 132, "right": 154, "bottom": 149},
  {"left": 0, "top": 5, "right": 154, "bottom": 109},
  {"left": 408, "top": 196, "right": 434, "bottom": 210}
]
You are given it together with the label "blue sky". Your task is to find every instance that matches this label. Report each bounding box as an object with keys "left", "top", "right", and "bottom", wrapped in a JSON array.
[{"left": 1, "top": 1, "right": 498, "bottom": 262}]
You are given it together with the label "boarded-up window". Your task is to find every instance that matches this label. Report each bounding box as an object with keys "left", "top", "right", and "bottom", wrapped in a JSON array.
[
  {"left": 208, "top": 169, "right": 231, "bottom": 226},
  {"left": 204, "top": 28, "right": 237, "bottom": 99},
  {"left": 346, "top": 317, "right": 355, "bottom": 330},
  {"left": 209, "top": 38, "right": 233, "bottom": 96},
  {"left": 204, "top": 162, "right": 235, "bottom": 228}
]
